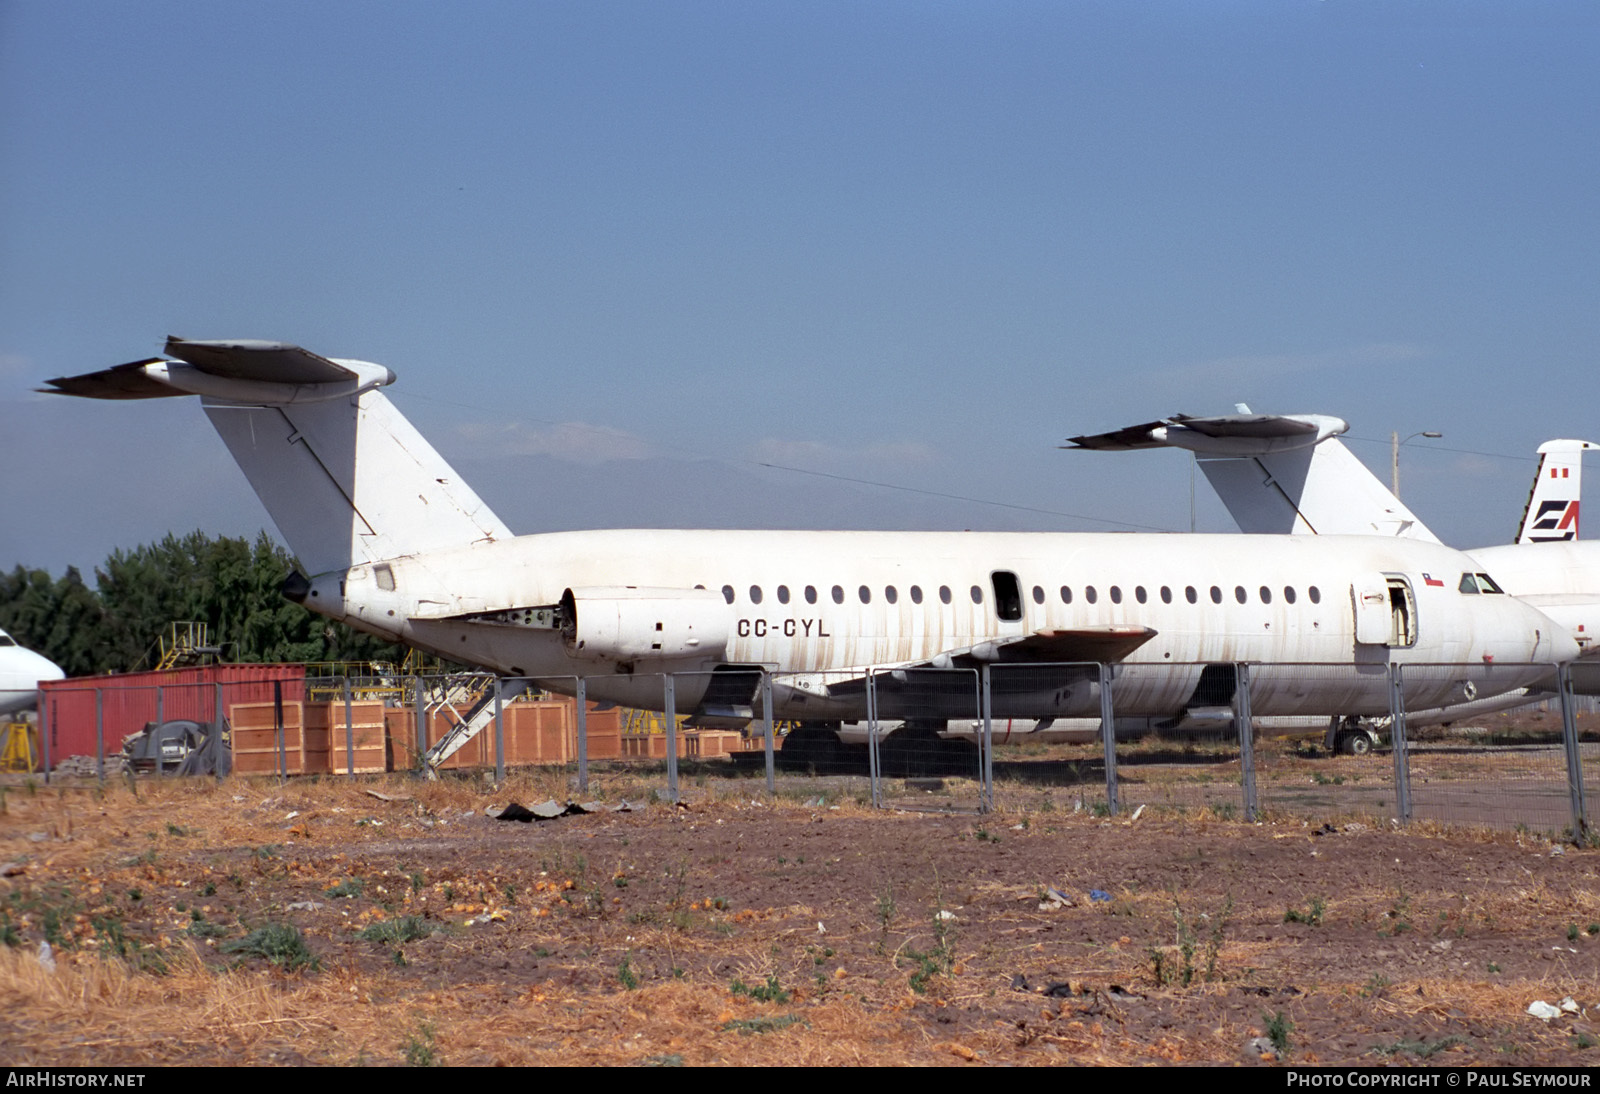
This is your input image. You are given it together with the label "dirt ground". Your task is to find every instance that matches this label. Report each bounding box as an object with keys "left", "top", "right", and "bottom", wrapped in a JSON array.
[{"left": 3, "top": 742, "right": 1600, "bottom": 1067}]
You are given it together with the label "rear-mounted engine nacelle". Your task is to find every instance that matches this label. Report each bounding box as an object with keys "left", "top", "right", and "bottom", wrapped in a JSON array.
[{"left": 559, "top": 586, "right": 730, "bottom": 662}]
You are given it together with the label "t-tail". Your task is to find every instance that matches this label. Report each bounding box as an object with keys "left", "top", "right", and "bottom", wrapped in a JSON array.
[
  {"left": 41, "top": 338, "right": 512, "bottom": 578},
  {"left": 1514, "top": 439, "right": 1598, "bottom": 544}
]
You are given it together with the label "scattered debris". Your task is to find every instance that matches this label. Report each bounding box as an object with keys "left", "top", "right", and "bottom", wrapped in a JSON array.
[
  {"left": 364, "top": 789, "right": 412, "bottom": 803},
  {"left": 1089, "top": 889, "right": 1111, "bottom": 903},
  {"left": 0, "top": 861, "right": 25, "bottom": 878},
  {"left": 935, "top": 909, "right": 957, "bottom": 922},
  {"left": 36, "top": 940, "right": 54, "bottom": 973},
  {"left": 285, "top": 901, "right": 325, "bottom": 912},
  {"left": 1527, "top": 1000, "right": 1562, "bottom": 1021},
  {"left": 1039, "top": 886, "right": 1073, "bottom": 910},
  {"left": 1247, "top": 1035, "right": 1280, "bottom": 1059},
  {"left": 1129, "top": 804, "right": 1145, "bottom": 822},
  {"left": 905, "top": 778, "right": 945, "bottom": 792},
  {"left": 487, "top": 799, "right": 627, "bottom": 823}
]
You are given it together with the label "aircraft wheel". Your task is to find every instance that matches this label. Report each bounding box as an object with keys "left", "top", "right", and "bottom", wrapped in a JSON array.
[
  {"left": 1340, "top": 732, "right": 1373, "bottom": 756},
  {"left": 781, "top": 725, "right": 843, "bottom": 773}
]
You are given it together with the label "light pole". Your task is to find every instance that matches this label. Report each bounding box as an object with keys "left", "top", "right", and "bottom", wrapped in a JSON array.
[{"left": 1391, "top": 430, "right": 1442, "bottom": 499}]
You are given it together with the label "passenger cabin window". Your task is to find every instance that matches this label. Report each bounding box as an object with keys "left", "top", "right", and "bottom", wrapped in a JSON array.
[
  {"left": 970, "top": 585, "right": 985, "bottom": 605},
  {"left": 777, "top": 585, "right": 790, "bottom": 604},
  {"left": 991, "top": 571, "right": 1022, "bottom": 621},
  {"left": 831, "top": 585, "right": 844, "bottom": 604},
  {"left": 1032, "top": 585, "right": 1045, "bottom": 605},
  {"left": 1185, "top": 586, "right": 1197, "bottom": 604},
  {"left": 910, "top": 586, "right": 923, "bottom": 604},
  {"left": 1160, "top": 586, "right": 1172, "bottom": 604},
  {"left": 859, "top": 586, "right": 871, "bottom": 604},
  {"left": 1060, "top": 586, "right": 1072, "bottom": 604},
  {"left": 750, "top": 585, "right": 763, "bottom": 604},
  {"left": 885, "top": 586, "right": 898, "bottom": 604},
  {"left": 1109, "top": 585, "right": 1122, "bottom": 604},
  {"left": 1135, "top": 586, "right": 1147, "bottom": 604},
  {"left": 1309, "top": 586, "right": 1321, "bottom": 604},
  {"left": 1085, "top": 586, "right": 1098, "bottom": 604},
  {"left": 1284, "top": 586, "right": 1296, "bottom": 604},
  {"left": 805, "top": 586, "right": 818, "bottom": 604},
  {"left": 722, "top": 585, "right": 735, "bottom": 605},
  {"left": 1259, "top": 586, "right": 1272, "bottom": 604},
  {"left": 1210, "top": 586, "right": 1222, "bottom": 604},
  {"left": 940, "top": 586, "right": 952, "bottom": 604},
  {"left": 1234, "top": 586, "right": 1247, "bottom": 604}
]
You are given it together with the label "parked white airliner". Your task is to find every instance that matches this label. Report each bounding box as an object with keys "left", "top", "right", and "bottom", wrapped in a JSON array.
[
  {"left": 0, "top": 629, "right": 64, "bottom": 717},
  {"left": 42, "top": 340, "right": 1578, "bottom": 734}
]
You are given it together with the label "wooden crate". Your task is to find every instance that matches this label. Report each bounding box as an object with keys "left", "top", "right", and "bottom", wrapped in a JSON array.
[
  {"left": 229, "top": 700, "right": 322, "bottom": 775},
  {"left": 308, "top": 700, "right": 388, "bottom": 774},
  {"left": 685, "top": 730, "right": 744, "bottom": 757}
]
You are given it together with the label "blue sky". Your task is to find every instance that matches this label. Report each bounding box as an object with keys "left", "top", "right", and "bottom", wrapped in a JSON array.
[{"left": 3, "top": 1, "right": 1596, "bottom": 575}]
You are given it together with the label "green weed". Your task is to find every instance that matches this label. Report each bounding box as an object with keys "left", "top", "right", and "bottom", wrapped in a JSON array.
[{"left": 221, "top": 923, "right": 319, "bottom": 972}]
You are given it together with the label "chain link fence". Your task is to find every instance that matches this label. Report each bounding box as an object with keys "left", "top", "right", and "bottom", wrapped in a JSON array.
[{"left": 21, "top": 659, "right": 1599, "bottom": 841}]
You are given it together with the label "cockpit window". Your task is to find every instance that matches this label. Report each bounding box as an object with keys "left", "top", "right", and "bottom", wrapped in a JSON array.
[
  {"left": 1475, "top": 572, "right": 1505, "bottom": 594},
  {"left": 1458, "top": 573, "right": 1480, "bottom": 594}
]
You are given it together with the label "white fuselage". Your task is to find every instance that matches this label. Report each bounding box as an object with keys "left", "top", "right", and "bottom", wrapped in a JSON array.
[
  {"left": 0, "top": 630, "right": 64, "bottom": 717},
  {"left": 300, "top": 529, "right": 1573, "bottom": 722}
]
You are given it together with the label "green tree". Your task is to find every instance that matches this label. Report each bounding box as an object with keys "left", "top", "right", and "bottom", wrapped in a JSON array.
[{"left": 2, "top": 531, "right": 405, "bottom": 674}]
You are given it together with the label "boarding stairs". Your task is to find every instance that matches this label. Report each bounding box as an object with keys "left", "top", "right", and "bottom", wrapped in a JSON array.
[{"left": 420, "top": 677, "right": 530, "bottom": 777}]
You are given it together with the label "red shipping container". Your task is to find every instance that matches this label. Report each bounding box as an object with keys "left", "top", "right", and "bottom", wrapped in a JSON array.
[{"left": 38, "top": 665, "right": 308, "bottom": 767}]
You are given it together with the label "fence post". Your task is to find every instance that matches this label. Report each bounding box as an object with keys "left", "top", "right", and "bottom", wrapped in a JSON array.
[
  {"left": 155, "top": 685, "right": 164, "bottom": 779},
  {"left": 493, "top": 678, "right": 506, "bottom": 784},
  {"left": 760, "top": 672, "right": 776, "bottom": 796},
  {"left": 866, "top": 670, "right": 882, "bottom": 809},
  {"left": 1387, "top": 664, "right": 1412, "bottom": 823},
  {"left": 95, "top": 686, "right": 105, "bottom": 783},
  {"left": 1236, "top": 662, "right": 1257, "bottom": 821},
  {"left": 575, "top": 677, "right": 589, "bottom": 793},
  {"left": 274, "top": 680, "right": 286, "bottom": 781},
  {"left": 414, "top": 675, "right": 427, "bottom": 770},
  {"left": 214, "top": 681, "right": 225, "bottom": 781},
  {"left": 1099, "top": 662, "right": 1118, "bottom": 816},
  {"left": 1558, "top": 663, "right": 1589, "bottom": 843},
  {"left": 980, "top": 665, "right": 994, "bottom": 814},
  {"left": 663, "top": 674, "right": 679, "bottom": 804},
  {"left": 342, "top": 677, "right": 354, "bottom": 779},
  {"left": 39, "top": 694, "right": 51, "bottom": 784}
]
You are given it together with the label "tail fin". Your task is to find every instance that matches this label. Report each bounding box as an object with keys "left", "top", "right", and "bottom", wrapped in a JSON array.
[
  {"left": 1065, "top": 409, "right": 1440, "bottom": 542},
  {"left": 44, "top": 338, "right": 511, "bottom": 575},
  {"left": 1515, "top": 439, "right": 1598, "bottom": 544},
  {"left": 1196, "top": 439, "right": 1440, "bottom": 541}
]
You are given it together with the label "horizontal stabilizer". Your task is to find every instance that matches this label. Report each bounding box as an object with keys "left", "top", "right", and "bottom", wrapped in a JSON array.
[
  {"left": 163, "top": 337, "right": 360, "bottom": 385},
  {"left": 39, "top": 358, "right": 176, "bottom": 400},
  {"left": 1065, "top": 411, "right": 1346, "bottom": 457},
  {"left": 42, "top": 337, "right": 394, "bottom": 405}
]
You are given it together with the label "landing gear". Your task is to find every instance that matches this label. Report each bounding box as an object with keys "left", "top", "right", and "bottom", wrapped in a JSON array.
[
  {"left": 1326, "top": 716, "right": 1382, "bottom": 757},
  {"left": 779, "top": 723, "right": 845, "bottom": 773},
  {"left": 878, "top": 722, "right": 979, "bottom": 777},
  {"left": 1340, "top": 732, "right": 1374, "bottom": 756}
]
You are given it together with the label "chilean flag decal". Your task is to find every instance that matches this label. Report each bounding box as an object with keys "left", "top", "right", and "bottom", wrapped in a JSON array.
[{"left": 1422, "top": 573, "right": 1444, "bottom": 587}]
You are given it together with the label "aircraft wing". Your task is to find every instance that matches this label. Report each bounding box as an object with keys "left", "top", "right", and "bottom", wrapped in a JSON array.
[
  {"left": 41, "top": 338, "right": 375, "bottom": 400},
  {"left": 910, "top": 625, "right": 1158, "bottom": 669}
]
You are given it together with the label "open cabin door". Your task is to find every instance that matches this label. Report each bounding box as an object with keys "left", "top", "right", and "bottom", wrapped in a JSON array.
[{"left": 1351, "top": 573, "right": 1417, "bottom": 647}]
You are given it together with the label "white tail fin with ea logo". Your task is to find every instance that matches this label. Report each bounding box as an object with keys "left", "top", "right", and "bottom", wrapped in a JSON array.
[
  {"left": 1515, "top": 440, "right": 1599, "bottom": 544},
  {"left": 41, "top": 338, "right": 511, "bottom": 576}
]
